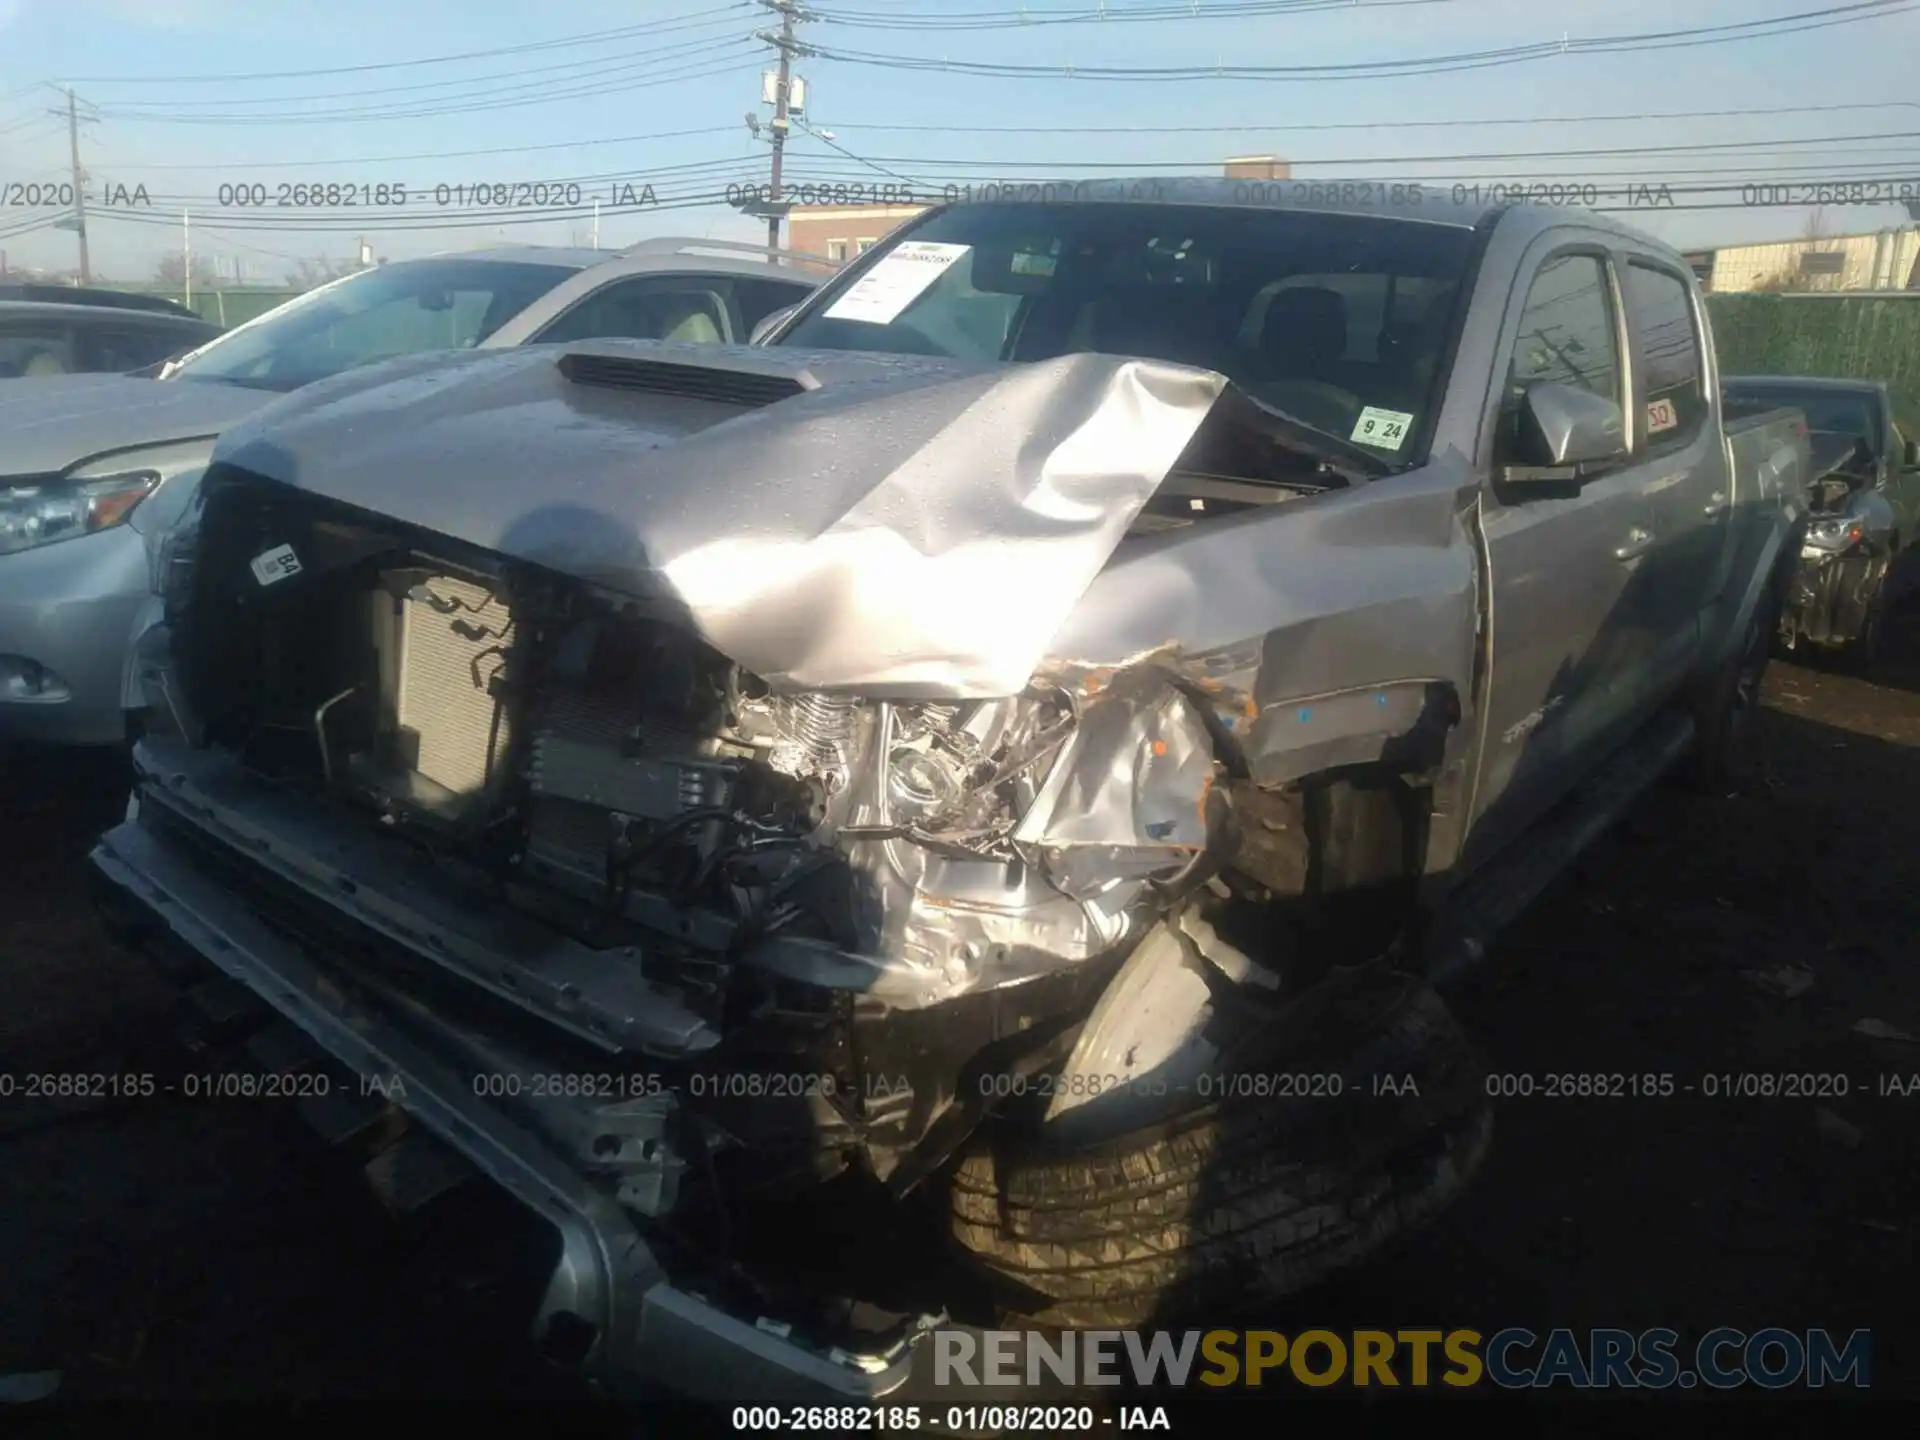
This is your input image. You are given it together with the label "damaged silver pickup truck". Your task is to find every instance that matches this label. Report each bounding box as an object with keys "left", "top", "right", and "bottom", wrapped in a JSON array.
[{"left": 90, "top": 181, "right": 1814, "bottom": 1406}]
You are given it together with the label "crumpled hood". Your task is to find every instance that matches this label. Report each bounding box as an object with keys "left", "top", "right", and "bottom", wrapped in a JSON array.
[
  {"left": 0, "top": 372, "right": 275, "bottom": 475},
  {"left": 214, "top": 338, "right": 1227, "bottom": 697}
]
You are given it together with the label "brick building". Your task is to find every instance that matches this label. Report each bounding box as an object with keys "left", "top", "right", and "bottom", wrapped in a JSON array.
[
  {"left": 1222, "top": 155, "right": 1293, "bottom": 180},
  {"left": 785, "top": 204, "right": 930, "bottom": 265}
]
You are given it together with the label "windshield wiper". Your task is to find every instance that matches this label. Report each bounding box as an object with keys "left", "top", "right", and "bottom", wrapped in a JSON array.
[
  {"left": 1224, "top": 389, "right": 1394, "bottom": 481},
  {"left": 174, "top": 373, "right": 292, "bottom": 392}
]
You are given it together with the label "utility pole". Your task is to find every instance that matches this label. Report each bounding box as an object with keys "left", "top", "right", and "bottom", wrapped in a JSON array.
[
  {"left": 182, "top": 210, "right": 191, "bottom": 307},
  {"left": 62, "top": 88, "right": 91, "bottom": 283},
  {"left": 592, "top": 199, "right": 600, "bottom": 250},
  {"left": 761, "top": 0, "right": 803, "bottom": 250}
]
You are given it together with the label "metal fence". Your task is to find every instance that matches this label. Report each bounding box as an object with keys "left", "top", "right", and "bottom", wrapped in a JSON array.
[{"left": 1707, "top": 292, "right": 1920, "bottom": 428}]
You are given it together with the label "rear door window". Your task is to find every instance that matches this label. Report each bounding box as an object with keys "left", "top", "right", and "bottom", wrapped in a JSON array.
[
  {"left": 0, "top": 319, "right": 75, "bottom": 377},
  {"left": 81, "top": 323, "right": 206, "bottom": 372},
  {"left": 730, "top": 277, "right": 818, "bottom": 337},
  {"left": 1621, "top": 262, "right": 1707, "bottom": 451},
  {"left": 533, "top": 276, "right": 735, "bottom": 345}
]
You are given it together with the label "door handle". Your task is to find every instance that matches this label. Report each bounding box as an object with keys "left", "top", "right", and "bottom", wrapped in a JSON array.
[
  {"left": 1614, "top": 527, "right": 1655, "bottom": 562},
  {"left": 1702, "top": 492, "right": 1729, "bottom": 517}
]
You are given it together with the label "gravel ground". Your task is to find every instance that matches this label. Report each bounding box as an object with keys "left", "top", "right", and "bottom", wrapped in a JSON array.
[{"left": 2, "top": 612, "right": 1917, "bottom": 1424}]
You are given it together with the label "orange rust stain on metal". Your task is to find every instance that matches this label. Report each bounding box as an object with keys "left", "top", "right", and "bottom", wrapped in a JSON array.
[
  {"left": 1152, "top": 740, "right": 1169, "bottom": 757},
  {"left": 1196, "top": 772, "right": 1215, "bottom": 829}
]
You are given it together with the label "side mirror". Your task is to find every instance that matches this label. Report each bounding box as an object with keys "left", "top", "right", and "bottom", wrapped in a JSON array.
[
  {"left": 1499, "top": 382, "right": 1628, "bottom": 489},
  {"left": 749, "top": 304, "right": 800, "bottom": 346}
]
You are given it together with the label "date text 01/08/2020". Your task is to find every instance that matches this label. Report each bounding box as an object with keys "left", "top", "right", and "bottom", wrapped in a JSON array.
[
  {"left": 209, "top": 181, "right": 662, "bottom": 209},
  {"left": 869, "top": 180, "right": 1684, "bottom": 209},
  {"left": 729, "top": 1404, "right": 1171, "bottom": 1433},
  {"left": 1483, "top": 1073, "right": 1920, "bottom": 1098}
]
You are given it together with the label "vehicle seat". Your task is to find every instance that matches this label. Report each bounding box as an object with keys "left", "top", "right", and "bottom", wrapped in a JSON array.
[
  {"left": 1065, "top": 290, "right": 1245, "bottom": 379},
  {"left": 1247, "top": 286, "right": 1358, "bottom": 432},
  {"left": 661, "top": 300, "right": 724, "bottom": 344},
  {"left": 22, "top": 346, "right": 68, "bottom": 378},
  {"left": 1256, "top": 286, "right": 1349, "bottom": 382},
  {"left": 1083, "top": 290, "right": 1222, "bottom": 369}
]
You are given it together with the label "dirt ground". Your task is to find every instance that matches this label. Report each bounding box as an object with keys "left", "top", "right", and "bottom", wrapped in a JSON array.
[{"left": 2, "top": 610, "right": 1918, "bottom": 1425}]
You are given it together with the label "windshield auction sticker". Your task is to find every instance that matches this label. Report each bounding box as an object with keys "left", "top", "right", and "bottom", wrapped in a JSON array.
[
  {"left": 1350, "top": 406, "right": 1415, "bottom": 450},
  {"left": 824, "top": 241, "right": 971, "bottom": 324}
]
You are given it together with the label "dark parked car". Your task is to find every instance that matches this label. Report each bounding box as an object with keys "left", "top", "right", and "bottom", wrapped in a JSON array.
[
  {"left": 1723, "top": 375, "right": 1920, "bottom": 663},
  {"left": 0, "top": 300, "right": 223, "bottom": 379},
  {"left": 0, "top": 283, "right": 201, "bottom": 319}
]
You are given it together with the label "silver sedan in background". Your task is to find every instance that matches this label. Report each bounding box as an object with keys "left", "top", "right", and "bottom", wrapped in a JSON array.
[{"left": 0, "top": 239, "right": 822, "bottom": 745}]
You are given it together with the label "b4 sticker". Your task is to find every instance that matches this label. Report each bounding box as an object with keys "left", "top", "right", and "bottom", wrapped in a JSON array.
[
  {"left": 249, "top": 543, "right": 303, "bottom": 586},
  {"left": 1646, "top": 397, "right": 1679, "bottom": 434},
  {"left": 1350, "top": 406, "right": 1415, "bottom": 450}
]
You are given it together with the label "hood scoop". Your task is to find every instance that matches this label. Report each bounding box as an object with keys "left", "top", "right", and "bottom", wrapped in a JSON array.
[{"left": 556, "top": 351, "right": 808, "bottom": 410}]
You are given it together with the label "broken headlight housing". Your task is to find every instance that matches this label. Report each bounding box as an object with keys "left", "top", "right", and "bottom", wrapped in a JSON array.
[
  {"left": 871, "top": 693, "right": 1076, "bottom": 839},
  {"left": 1803, "top": 516, "right": 1867, "bottom": 554},
  {"left": 755, "top": 690, "right": 1075, "bottom": 845}
]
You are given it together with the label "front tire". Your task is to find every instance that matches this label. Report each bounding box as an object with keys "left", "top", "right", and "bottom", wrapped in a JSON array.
[{"left": 947, "top": 967, "right": 1491, "bottom": 1329}]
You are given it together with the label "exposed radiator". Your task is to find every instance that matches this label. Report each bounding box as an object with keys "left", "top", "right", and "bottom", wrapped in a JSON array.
[{"left": 390, "top": 575, "right": 512, "bottom": 799}]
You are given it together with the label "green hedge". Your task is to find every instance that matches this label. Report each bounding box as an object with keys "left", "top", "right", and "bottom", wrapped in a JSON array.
[
  {"left": 1708, "top": 293, "right": 1920, "bottom": 429},
  {"left": 147, "top": 288, "right": 303, "bottom": 328}
]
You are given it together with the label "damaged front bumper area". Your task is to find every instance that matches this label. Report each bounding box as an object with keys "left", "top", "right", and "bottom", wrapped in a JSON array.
[
  {"left": 1782, "top": 479, "right": 1895, "bottom": 650},
  {"left": 1783, "top": 540, "right": 1890, "bottom": 649},
  {"left": 92, "top": 739, "right": 970, "bottom": 1404}
]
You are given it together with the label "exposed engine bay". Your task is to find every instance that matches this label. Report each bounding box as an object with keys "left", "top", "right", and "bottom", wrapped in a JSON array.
[
  {"left": 177, "top": 489, "right": 1183, "bottom": 989},
  {"left": 160, "top": 469, "right": 1289, "bottom": 1229}
]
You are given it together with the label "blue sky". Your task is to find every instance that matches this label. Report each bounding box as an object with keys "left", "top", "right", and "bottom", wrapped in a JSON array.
[{"left": 2, "top": 0, "right": 1918, "bottom": 282}]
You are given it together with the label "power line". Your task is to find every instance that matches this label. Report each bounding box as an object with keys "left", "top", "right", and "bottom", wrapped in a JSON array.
[
  {"left": 810, "top": 127, "right": 1920, "bottom": 170},
  {"left": 52, "top": 4, "right": 753, "bottom": 83},
  {"left": 794, "top": 120, "right": 926, "bottom": 189},
  {"left": 809, "top": 1, "right": 1918, "bottom": 81},
  {"left": 90, "top": 28, "right": 755, "bottom": 112},
  {"left": 807, "top": 0, "right": 1460, "bottom": 29},
  {"left": 62, "top": 126, "right": 742, "bottom": 173},
  {"left": 90, "top": 57, "right": 767, "bottom": 126},
  {"left": 90, "top": 46, "right": 764, "bottom": 124},
  {"left": 821, "top": 100, "right": 1920, "bottom": 135}
]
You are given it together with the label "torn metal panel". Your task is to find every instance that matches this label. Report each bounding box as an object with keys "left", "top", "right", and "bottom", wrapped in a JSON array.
[
  {"left": 213, "top": 340, "right": 1227, "bottom": 698},
  {"left": 1012, "top": 666, "right": 1216, "bottom": 851},
  {"left": 1040, "top": 450, "right": 1482, "bottom": 783},
  {"left": 1037, "top": 911, "right": 1276, "bottom": 1148}
]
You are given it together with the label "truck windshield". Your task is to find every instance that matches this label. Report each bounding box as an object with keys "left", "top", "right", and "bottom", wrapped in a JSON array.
[
  {"left": 166, "top": 258, "right": 577, "bottom": 393},
  {"left": 777, "top": 201, "right": 1477, "bottom": 462}
]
